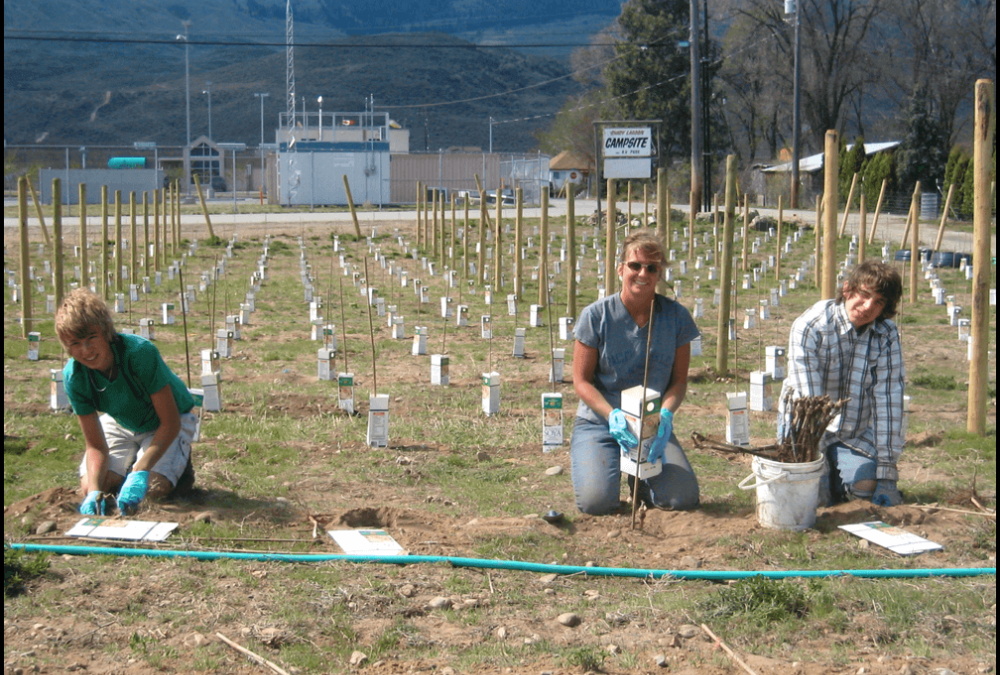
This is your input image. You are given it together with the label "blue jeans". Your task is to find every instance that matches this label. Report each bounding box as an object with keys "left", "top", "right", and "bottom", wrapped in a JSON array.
[
  {"left": 827, "top": 441, "right": 877, "bottom": 503},
  {"left": 570, "top": 416, "right": 699, "bottom": 515}
]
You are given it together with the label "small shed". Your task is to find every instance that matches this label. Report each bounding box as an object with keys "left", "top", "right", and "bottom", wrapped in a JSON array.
[{"left": 549, "top": 151, "right": 591, "bottom": 195}]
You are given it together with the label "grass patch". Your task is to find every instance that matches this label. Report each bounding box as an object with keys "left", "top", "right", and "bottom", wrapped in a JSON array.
[
  {"left": 5, "top": 546, "right": 50, "bottom": 597},
  {"left": 698, "top": 576, "right": 810, "bottom": 627},
  {"left": 910, "top": 374, "right": 961, "bottom": 390}
]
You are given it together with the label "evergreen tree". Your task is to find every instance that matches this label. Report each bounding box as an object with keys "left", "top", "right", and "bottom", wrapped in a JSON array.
[
  {"left": 840, "top": 136, "right": 866, "bottom": 203},
  {"left": 860, "top": 151, "right": 895, "bottom": 208},
  {"left": 604, "top": 0, "right": 715, "bottom": 162},
  {"left": 895, "top": 84, "right": 947, "bottom": 194}
]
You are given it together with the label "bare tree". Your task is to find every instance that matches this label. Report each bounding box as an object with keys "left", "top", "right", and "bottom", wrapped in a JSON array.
[
  {"left": 883, "top": 0, "right": 996, "bottom": 145},
  {"left": 722, "top": 0, "right": 884, "bottom": 154}
]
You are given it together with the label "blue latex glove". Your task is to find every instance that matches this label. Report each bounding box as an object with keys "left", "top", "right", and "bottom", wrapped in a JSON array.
[
  {"left": 871, "top": 480, "right": 902, "bottom": 507},
  {"left": 117, "top": 471, "right": 150, "bottom": 515},
  {"left": 80, "top": 490, "right": 105, "bottom": 516},
  {"left": 646, "top": 408, "right": 674, "bottom": 464},
  {"left": 609, "top": 408, "right": 638, "bottom": 450}
]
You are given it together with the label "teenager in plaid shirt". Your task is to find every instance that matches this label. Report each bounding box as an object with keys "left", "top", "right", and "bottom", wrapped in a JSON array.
[{"left": 778, "top": 260, "right": 905, "bottom": 507}]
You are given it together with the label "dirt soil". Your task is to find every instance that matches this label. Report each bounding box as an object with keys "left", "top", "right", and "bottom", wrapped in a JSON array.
[{"left": 5, "top": 216, "right": 996, "bottom": 675}]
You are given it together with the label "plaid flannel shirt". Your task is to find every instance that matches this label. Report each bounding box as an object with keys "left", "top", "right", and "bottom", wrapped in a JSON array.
[{"left": 778, "top": 299, "right": 905, "bottom": 481}]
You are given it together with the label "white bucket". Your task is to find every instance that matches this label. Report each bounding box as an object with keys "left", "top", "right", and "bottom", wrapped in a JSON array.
[{"left": 738, "top": 454, "right": 824, "bottom": 531}]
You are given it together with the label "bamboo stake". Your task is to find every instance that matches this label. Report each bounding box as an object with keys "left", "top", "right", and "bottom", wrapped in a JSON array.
[
  {"left": 741, "top": 194, "right": 750, "bottom": 272},
  {"left": 657, "top": 168, "right": 669, "bottom": 296},
  {"left": 775, "top": 195, "right": 783, "bottom": 281},
  {"left": 177, "top": 266, "right": 193, "bottom": 389},
  {"left": 538, "top": 189, "right": 549, "bottom": 307},
  {"left": 339, "top": 277, "right": 349, "bottom": 374},
  {"left": 933, "top": 183, "right": 957, "bottom": 252},
  {"left": 364, "top": 257, "right": 377, "bottom": 396}
]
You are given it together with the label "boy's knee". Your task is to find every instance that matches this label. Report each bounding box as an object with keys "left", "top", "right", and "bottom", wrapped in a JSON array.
[
  {"left": 146, "top": 472, "right": 174, "bottom": 500},
  {"left": 846, "top": 479, "right": 876, "bottom": 499}
]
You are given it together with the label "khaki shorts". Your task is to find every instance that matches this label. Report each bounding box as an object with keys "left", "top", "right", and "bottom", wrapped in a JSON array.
[{"left": 78, "top": 412, "right": 197, "bottom": 486}]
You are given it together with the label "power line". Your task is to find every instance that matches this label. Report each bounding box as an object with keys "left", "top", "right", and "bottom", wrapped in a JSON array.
[{"left": 2, "top": 33, "right": 614, "bottom": 50}]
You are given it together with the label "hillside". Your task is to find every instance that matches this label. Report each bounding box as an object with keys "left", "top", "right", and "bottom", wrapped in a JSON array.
[{"left": 4, "top": 0, "right": 616, "bottom": 152}]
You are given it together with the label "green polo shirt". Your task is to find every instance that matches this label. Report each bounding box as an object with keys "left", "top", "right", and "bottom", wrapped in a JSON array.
[{"left": 63, "top": 333, "right": 194, "bottom": 434}]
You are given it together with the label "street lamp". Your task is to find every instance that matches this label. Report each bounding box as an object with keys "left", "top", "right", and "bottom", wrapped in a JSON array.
[
  {"left": 177, "top": 21, "right": 191, "bottom": 195},
  {"left": 317, "top": 96, "right": 323, "bottom": 141},
  {"left": 202, "top": 81, "right": 213, "bottom": 141},
  {"left": 254, "top": 92, "right": 270, "bottom": 194}
]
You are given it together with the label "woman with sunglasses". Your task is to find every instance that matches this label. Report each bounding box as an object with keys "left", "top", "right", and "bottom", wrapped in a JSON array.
[{"left": 570, "top": 231, "right": 700, "bottom": 515}]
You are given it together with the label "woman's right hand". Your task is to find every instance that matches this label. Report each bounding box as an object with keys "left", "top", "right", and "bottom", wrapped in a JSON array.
[{"left": 608, "top": 409, "right": 638, "bottom": 449}]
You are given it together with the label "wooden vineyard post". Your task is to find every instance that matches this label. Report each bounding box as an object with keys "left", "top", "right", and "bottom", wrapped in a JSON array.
[
  {"left": 968, "top": 79, "right": 993, "bottom": 436},
  {"left": 716, "top": 155, "right": 737, "bottom": 376}
]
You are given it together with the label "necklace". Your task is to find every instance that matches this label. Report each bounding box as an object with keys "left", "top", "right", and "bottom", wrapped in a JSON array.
[{"left": 88, "top": 363, "right": 117, "bottom": 393}]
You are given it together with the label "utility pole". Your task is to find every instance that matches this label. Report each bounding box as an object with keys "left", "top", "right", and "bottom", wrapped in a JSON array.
[
  {"left": 689, "top": 0, "right": 702, "bottom": 215},
  {"left": 788, "top": 0, "right": 802, "bottom": 209}
]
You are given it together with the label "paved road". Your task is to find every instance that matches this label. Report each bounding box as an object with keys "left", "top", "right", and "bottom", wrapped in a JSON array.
[{"left": 5, "top": 198, "right": 991, "bottom": 254}]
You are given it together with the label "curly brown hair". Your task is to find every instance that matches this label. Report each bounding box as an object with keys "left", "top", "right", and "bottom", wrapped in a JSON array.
[{"left": 836, "top": 259, "right": 903, "bottom": 321}]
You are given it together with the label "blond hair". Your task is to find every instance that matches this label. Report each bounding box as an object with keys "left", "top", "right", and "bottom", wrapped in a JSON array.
[
  {"left": 617, "top": 230, "right": 668, "bottom": 281},
  {"left": 55, "top": 288, "right": 118, "bottom": 346}
]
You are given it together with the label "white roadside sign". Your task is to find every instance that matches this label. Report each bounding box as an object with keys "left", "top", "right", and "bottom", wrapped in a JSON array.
[{"left": 603, "top": 127, "right": 652, "bottom": 157}]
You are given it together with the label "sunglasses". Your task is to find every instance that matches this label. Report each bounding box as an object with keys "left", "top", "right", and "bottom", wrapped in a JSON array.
[{"left": 625, "top": 261, "right": 661, "bottom": 274}]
